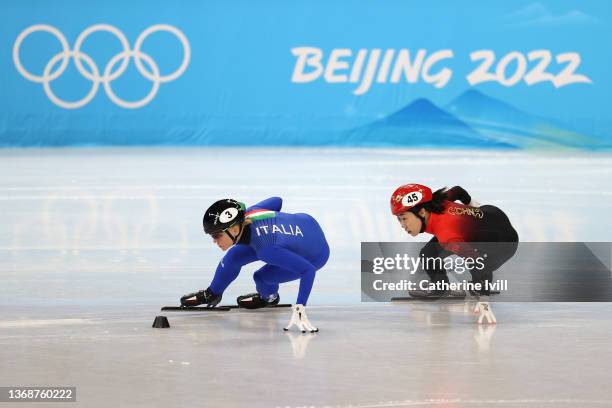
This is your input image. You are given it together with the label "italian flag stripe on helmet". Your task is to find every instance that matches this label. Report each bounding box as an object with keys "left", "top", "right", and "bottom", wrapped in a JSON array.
[{"left": 245, "top": 209, "right": 276, "bottom": 221}]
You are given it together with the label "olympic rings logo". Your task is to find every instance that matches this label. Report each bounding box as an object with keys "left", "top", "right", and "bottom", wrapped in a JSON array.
[{"left": 13, "top": 24, "right": 190, "bottom": 109}]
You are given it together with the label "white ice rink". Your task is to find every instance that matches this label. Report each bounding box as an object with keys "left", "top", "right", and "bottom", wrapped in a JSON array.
[{"left": 1, "top": 148, "right": 612, "bottom": 407}]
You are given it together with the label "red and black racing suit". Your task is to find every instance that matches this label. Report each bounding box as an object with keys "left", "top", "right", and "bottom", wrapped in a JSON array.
[{"left": 420, "top": 186, "right": 519, "bottom": 295}]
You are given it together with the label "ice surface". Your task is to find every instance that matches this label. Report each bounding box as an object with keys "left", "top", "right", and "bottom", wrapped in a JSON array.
[{"left": 1, "top": 148, "right": 611, "bottom": 407}]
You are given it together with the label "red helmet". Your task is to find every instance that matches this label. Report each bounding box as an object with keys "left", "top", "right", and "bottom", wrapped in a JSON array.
[{"left": 390, "top": 184, "right": 433, "bottom": 215}]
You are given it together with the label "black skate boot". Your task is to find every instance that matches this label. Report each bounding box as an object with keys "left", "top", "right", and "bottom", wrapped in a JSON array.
[{"left": 237, "top": 293, "right": 280, "bottom": 309}]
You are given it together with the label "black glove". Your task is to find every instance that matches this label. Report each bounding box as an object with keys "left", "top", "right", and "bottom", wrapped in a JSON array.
[{"left": 180, "top": 287, "right": 222, "bottom": 307}]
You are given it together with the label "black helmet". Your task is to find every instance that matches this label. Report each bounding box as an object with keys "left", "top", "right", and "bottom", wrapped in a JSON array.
[{"left": 203, "top": 199, "right": 246, "bottom": 235}]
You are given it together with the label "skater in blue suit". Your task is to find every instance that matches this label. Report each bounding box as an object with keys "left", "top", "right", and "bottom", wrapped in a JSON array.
[{"left": 180, "top": 197, "right": 329, "bottom": 332}]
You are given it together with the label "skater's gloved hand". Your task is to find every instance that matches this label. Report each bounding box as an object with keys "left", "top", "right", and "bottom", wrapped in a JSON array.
[
  {"left": 180, "top": 287, "right": 222, "bottom": 307},
  {"left": 283, "top": 304, "right": 318, "bottom": 333},
  {"left": 468, "top": 199, "right": 481, "bottom": 208},
  {"left": 473, "top": 296, "right": 496, "bottom": 324}
]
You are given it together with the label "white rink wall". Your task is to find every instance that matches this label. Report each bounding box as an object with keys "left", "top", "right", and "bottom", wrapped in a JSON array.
[{"left": 2, "top": 148, "right": 610, "bottom": 250}]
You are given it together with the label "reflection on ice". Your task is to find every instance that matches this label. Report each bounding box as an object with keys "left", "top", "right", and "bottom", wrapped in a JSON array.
[{"left": 285, "top": 331, "right": 317, "bottom": 359}]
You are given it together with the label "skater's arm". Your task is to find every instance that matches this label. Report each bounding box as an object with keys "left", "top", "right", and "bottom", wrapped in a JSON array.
[
  {"left": 447, "top": 186, "right": 480, "bottom": 207},
  {"left": 247, "top": 197, "right": 283, "bottom": 212},
  {"left": 446, "top": 186, "right": 471, "bottom": 205},
  {"left": 420, "top": 236, "right": 439, "bottom": 254},
  {"left": 209, "top": 245, "right": 258, "bottom": 294},
  {"left": 257, "top": 245, "right": 316, "bottom": 305}
]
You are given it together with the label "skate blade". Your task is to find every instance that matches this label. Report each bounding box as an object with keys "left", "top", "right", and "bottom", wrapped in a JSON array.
[{"left": 161, "top": 306, "right": 231, "bottom": 312}]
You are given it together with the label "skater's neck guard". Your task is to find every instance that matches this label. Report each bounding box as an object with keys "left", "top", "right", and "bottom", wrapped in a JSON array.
[{"left": 237, "top": 224, "right": 251, "bottom": 245}]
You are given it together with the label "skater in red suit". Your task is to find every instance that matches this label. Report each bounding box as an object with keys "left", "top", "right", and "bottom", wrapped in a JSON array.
[{"left": 390, "top": 184, "right": 519, "bottom": 324}]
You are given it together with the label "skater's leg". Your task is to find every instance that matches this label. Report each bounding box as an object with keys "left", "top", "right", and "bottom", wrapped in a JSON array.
[
  {"left": 257, "top": 246, "right": 320, "bottom": 305},
  {"left": 253, "top": 264, "right": 300, "bottom": 299},
  {"left": 407, "top": 238, "right": 459, "bottom": 298},
  {"left": 472, "top": 241, "right": 518, "bottom": 295},
  {"left": 421, "top": 237, "right": 451, "bottom": 284},
  {"left": 470, "top": 230, "right": 518, "bottom": 325}
]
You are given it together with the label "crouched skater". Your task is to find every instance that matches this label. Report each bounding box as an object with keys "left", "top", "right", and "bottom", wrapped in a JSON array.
[
  {"left": 181, "top": 197, "right": 330, "bottom": 333},
  {"left": 390, "top": 184, "right": 519, "bottom": 324}
]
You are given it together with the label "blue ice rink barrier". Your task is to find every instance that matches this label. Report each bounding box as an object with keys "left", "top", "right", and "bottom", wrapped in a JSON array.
[{"left": 1, "top": 1, "right": 611, "bottom": 148}]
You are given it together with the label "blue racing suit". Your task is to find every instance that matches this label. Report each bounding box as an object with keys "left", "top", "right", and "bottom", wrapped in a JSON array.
[{"left": 209, "top": 197, "right": 329, "bottom": 305}]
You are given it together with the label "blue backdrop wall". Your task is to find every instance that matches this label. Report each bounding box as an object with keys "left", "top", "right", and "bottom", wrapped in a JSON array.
[{"left": 1, "top": 0, "right": 611, "bottom": 148}]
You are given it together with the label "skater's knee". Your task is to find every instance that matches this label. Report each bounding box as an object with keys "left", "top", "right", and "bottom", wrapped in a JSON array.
[
  {"left": 253, "top": 270, "right": 266, "bottom": 284},
  {"left": 254, "top": 269, "right": 283, "bottom": 286}
]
